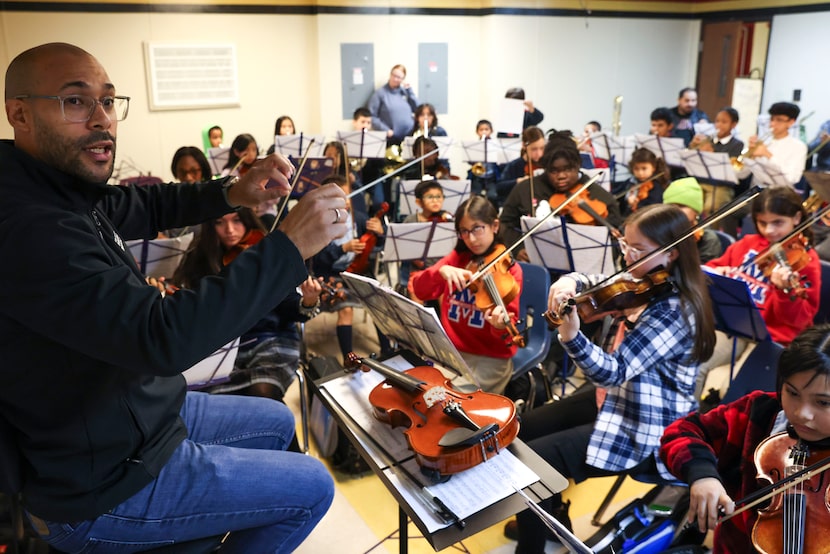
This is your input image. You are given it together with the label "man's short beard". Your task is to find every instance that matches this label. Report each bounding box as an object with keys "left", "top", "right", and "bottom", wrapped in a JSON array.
[{"left": 33, "top": 122, "right": 115, "bottom": 183}]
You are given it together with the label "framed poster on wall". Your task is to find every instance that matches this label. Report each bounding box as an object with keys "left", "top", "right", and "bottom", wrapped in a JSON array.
[{"left": 143, "top": 42, "right": 240, "bottom": 110}]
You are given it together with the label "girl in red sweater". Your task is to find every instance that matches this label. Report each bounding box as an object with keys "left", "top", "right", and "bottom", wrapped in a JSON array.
[
  {"left": 411, "top": 196, "right": 522, "bottom": 395},
  {"left": 706, "top": 186, "right": 820, "bottom": 345}
]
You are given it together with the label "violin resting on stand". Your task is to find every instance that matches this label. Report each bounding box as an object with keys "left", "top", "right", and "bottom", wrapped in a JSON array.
[{"left": 344, "top": 353, "right": 519, "bottom": 478}]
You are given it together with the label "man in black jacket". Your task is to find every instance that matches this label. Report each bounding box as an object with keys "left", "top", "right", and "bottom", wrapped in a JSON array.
[{"left": 1, "top": 42, "right": 346, "bottom": 552}]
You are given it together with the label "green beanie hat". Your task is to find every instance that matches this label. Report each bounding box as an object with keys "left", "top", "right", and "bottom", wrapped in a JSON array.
[{"left": 663, "top": 177, "right": 703, "bottom": 214}]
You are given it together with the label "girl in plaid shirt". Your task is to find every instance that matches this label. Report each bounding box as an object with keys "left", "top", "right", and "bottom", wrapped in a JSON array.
[
  {"left": 510, "top": 204, "right": 716, "bottom": 553},
  {"left": 660, "top": 324, "right": 830, "bottom": 553}
]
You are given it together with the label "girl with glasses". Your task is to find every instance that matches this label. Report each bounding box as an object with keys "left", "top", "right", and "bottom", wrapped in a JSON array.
[
  {"left": 507, "top": 204, "right": 716, "bottom": 553},
  {"left": 411, "top": 195, "right": 523, "bottom": 395}
]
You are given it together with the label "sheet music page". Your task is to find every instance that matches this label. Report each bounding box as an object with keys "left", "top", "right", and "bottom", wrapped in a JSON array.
[
  {"left": 183, "top": 338, "right": 240, "bottom": 388},
  {"left": 496, "top": 98, "right": 526, "bottom": 136},
  {"left": 745, "top": 157, "right": 792, "bottom": 187},
  {"left": 679, "top": 150, "right": 737, "bottom": 184},
  {"left": 497, "top": 138, "right": 523, "bottom": 164},
  {"left": 126, "top": 233, "right": 194, "bottom": 278},
  {"left": 387, "top": 450, "right": 539, "bottom": 533},
  {"left": 520, "top": 217, "right": 614, "bottom": 274},
  {"left": 339, "top": 272, "right": 475, "bottom": 381},
  {"left": 635, "top": 133, "right": 686, "bottom": 167}
]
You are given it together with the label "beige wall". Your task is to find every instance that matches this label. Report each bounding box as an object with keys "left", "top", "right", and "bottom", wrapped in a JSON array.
[{"left": 1, "top": 10, "right": 700, "bottom": 179}]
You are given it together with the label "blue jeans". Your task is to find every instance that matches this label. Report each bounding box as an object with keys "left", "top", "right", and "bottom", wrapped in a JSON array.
[{"left": 31, "top": 392, "right": 334, "bottom": 553}]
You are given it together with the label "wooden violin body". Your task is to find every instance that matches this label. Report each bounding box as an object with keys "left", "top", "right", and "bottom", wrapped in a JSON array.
[
  {"left": 346, "top": 354, "right": 519, "bottom": 476},
  {"left": 466, "top": 244, "right": 525, "bottom": 347},
  {"left": 754, "top": 234, "right": 812, "bottom": 299},
  {"left": 549, "top": 187, "right": 608, "bottom": 226},
  {"left": 544, "top": 269, "right": 675, "bottom": 328},
  {"left": 751, "top": 433, "right": 830, "bottom": 554},
  {"left": 346, "top": 202, "right": 389, "bottom": 274}
]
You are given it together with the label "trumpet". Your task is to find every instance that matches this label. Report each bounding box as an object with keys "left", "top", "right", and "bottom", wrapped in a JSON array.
[
  {"left": 470, "top": 162, "right": 486, "bottom": 177},
  {"left": 731, "top": 133, "right": 771, "bottom": 171},
  {"left": 383, "top": 144, "right": 406, "bottom": 175},
  {"left": 689, "top": 133, "right": 715, "bottom": 150}
]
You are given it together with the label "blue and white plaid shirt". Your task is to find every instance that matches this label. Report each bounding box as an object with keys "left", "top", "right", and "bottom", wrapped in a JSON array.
[{"left": 560, "top": 276, "right": 698, "bottom": 479}]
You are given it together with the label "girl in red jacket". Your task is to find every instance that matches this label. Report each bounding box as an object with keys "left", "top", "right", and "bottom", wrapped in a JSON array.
[
  {"left": 660, "top": 323, "right": 830, "bottom": 553},
  {"left": 411, "top": 195, "right": 522, "bottom": 395},
  {"left": 706, "top": 186, "right": 820, "bottom": 346}
]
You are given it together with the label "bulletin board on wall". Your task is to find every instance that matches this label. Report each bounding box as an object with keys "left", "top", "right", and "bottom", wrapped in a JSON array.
[
  {"left": 732, "top": 77, "right": 763, "bottom": 139},
  {"left": 143, "top": 42, "right": 240, "bottom": 111}
]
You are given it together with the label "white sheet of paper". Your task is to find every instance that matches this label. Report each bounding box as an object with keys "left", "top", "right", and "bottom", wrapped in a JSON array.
[
  {"left": 496, "top": 98, "right": 525, "bottom": 136},
  {"left": 387, "top": 450, "right": 539, "bottom": 533}
]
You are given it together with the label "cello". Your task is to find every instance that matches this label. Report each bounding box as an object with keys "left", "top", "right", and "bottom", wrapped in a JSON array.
[{"left": 344, "top": 352, "right": 519, "bottom": 477}]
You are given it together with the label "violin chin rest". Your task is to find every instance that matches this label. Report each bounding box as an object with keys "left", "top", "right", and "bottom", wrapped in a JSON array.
[{"left": 438, "top": 423, "right": 500, "bottom": 447}]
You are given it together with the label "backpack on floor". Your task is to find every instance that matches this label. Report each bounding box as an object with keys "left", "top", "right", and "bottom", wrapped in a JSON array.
[{"left": 585, "top": 485, "right": 690, "bottom": 554}]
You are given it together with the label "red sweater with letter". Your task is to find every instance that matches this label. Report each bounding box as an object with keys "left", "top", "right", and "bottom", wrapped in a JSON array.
[
  {"left": 411, "top": 250, "right": 522, "bottom": 359},
  {"left": 705, "top": 234, "right": 820, "bottom": 345}
]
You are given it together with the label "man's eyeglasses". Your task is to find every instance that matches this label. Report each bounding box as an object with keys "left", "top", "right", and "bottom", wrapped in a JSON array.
[
  {"left": 457, "top": 224, "right": 487, "bottom": 239},
  {"left": 618, "top": 238, "right": 649, "bottom": 262},
  {"left": 423, "top": 194, "right": 444, "bottom": 201},
  {"left": 14, "top": 94, "right": 130, "bottom": 122}
]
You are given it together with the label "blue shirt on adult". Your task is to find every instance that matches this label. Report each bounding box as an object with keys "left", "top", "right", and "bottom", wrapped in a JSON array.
[{"left": 368, "top": 83, "right": 419, "bottom": 144}]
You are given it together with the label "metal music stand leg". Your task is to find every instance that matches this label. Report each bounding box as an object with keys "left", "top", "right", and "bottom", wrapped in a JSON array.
[{"left": 294, "top": 365, "right": 309, "bottom": 455}]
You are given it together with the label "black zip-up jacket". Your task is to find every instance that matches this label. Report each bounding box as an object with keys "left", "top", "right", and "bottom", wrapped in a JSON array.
[{"left": 0, "top": 141, "right": 307, "bottom": 522}]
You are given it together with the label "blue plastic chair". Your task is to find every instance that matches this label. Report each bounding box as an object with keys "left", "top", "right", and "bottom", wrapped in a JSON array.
[
  {"left": 509, "top": 263, "right": 553, "bottom": 405},
  {"left": 813, "top": 260, "right": 830, "bottom": 325}
]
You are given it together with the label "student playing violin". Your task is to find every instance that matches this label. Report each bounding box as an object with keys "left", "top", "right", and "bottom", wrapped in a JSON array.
[
  {"left": 172, "top": 207, "right": 322, "bottom": 404},
  {"left": 660, "top": 323, "right": 830, "bottom": 553},
  {"left": 706, "top": 186, "right": 820, "bottom": 346},
  {"left": 622, "top": 147, "right": 669, "bottom": 215},
  {"left": 494, "top": 126, "right": 545, "bottom": 207},
  {"left": 696, "top": 186, "right": 821, "bottom": 402},
  {"left": 499, "top": 133, "right": 622, "bottom": 262},
  {"left": 398, "top": 180, "right": 453, "bottom": 301},
  {"left": 507, "top": 204, "right": 715, "bottom": 553},
  {"left": 411, "top": 196, "right": 522, "bottom": 395}
]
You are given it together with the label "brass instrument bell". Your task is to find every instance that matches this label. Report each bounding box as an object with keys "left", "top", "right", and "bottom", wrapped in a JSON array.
[{"left": 471, "top": 162, "right": 486, "bottom": 177}]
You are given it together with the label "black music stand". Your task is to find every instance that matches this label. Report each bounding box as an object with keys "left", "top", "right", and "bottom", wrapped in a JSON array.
[
  {"left": 495, "top": 137, "right": 523, "bottom": 164},
  {"left": 635, "top": 133, "right": 686, "bottom": 168},
  {"left": 183, "top": 338, "right": 241, "bottom": 390},
  {"left": 705, "top": 270, "right": 771, "bottom": 383},
  {"left": 126, "top": 233, "right": 195, "bottom": 279},
  {"left": 272, "top": 133, "right": 325, "bottom": 158},
  {"left": 382, "top": 221, "right": 456, "bottom": 266},
  {"left": 743, "top": 157, "right": 791, "bottom": 188},
  {"left": 591, "top": 133, "right": 636, "bottom": 167},
  {"left": 460, "top": 138, "right": 498, "bottom": 166},
  {"left": 402, "top": 137, "right": 455, "bottom": 161},
  {"left": 519, "top": 216, "right": 616, "bottom": 275},
  {"left": 309, "top": 274, "right": 568, "bottom": 552},
  {"left": 207, "top": 147, "right": 230, "bottom": 176},
  {"left": 336, "top": 130, "right": 387, "bottom": 161},
  {"left": 397, "top": 179, "right": 470, "bottom": 219}
]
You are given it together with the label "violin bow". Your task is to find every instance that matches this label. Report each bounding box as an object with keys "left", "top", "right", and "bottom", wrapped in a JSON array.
[
  {"left": 346, "top": 150, "right": 435, "bottom": 199},
  {"left": 716, "top": 452, "right": 830, "bottom": 525},
  {"left": 270, "top": 138, "right": 316, "bottom": 233},
  {"left": 619, "top": 186, "right": 763, "bottom": 282},
  {"left": 576, "top": 199, "right": 622, "bottom": 239},
  {"left": 467, "top": 172, "right": 603, "bottom": 283}
]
